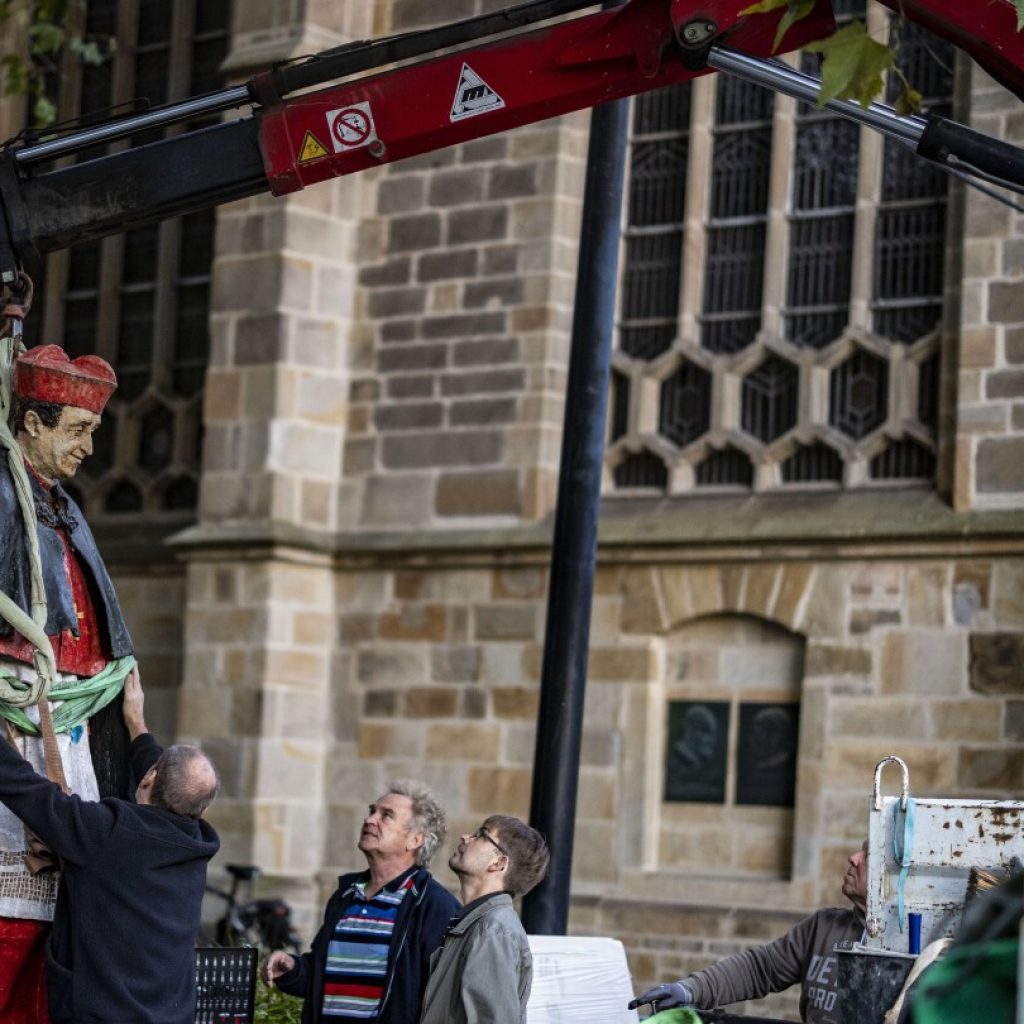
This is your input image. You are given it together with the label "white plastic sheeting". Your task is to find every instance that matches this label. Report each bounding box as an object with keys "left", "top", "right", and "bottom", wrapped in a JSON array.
[{"left": 527, "top": 935, "right": 641, "bottom": 1024}]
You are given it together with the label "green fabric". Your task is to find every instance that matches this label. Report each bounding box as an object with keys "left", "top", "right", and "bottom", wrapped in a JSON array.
[
  {"left": 0, "top": 655, "right": 135, "bottom": 735},
  {"left": 912, "top": 937, "right": 1016, "bottom": 1024},
  {"left": 645, "top": 1010, "right": 703, "bottom": 1024}
]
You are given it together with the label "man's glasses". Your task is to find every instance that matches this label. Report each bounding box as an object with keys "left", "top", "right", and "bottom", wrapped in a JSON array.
[{"left": 472, "top": 826, "right": 508, "bottom": 857}]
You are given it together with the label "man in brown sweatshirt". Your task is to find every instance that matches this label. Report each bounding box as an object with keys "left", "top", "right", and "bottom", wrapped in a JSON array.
[{"left": 630, "top": 841, "right": 868, "bottom": 1024}]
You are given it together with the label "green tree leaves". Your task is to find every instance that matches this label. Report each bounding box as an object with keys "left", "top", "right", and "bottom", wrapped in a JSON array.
[
  {"left": 0, "top": 0, "right": 112, "bottom": 126},
  {"left": 740, "top": 1, "right": 931, "bottom": 114},
  {"left": 804, "top": 20, "right": 894, "bottom": 108}
]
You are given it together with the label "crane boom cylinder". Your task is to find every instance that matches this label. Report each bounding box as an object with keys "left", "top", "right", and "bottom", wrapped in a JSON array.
[
  {"left": 706, "top": 47, "right": 927, "bottom": 146},
  {"left": 708, "top": 47, "right": 1024, "bottom": 195},
  {"left": 13, "top": 86, "right": 255, "bottom": 167}
]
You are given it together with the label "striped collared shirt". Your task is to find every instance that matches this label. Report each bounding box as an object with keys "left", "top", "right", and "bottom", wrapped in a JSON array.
[{"left": 321, "top": 870, "right": 417, "bottom": 1019}]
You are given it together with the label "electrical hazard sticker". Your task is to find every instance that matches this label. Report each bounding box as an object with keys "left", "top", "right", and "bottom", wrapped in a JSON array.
[
  {"left": 297, "top": 130, "right": 329, "bottom": 164},
  {"left": 325, "top": 101, "right": 379, "bottom": 153},
  {"left": 450, "top": 63, "right": 505, "bottom": 122}
]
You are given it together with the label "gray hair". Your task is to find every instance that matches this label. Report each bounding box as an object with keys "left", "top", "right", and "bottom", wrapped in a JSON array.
[
  {"left": 387, "top": 778, "right": 447, "bottom": 867},
  {"left": 150, "top": 745, "right": 220, "bottom": 818}
]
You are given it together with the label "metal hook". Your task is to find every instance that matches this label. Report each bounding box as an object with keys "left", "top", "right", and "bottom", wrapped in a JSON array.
[{"left": 873, "top": 755, "right": 910, "bottom": 811}]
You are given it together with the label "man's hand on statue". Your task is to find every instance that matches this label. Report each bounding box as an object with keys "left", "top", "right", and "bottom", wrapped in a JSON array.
[
  {"left": 263, "top": 950, "right": 296, "bottom": 987},
  {"left": 122, "top": 667, "right": 148, "bottom": 740}
]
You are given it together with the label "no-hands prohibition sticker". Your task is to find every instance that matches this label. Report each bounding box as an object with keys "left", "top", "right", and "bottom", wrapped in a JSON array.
[{"left": 326, "top": 101, "right": 379, "bottom": 153}]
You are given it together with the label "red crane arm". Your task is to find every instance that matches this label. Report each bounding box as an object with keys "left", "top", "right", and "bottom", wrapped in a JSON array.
[
  {"left": 3, "top": 0, "right": 1024, "bottom": 277},
  {"left": 256, "top": 0, "right": 835, "bottom": 196},
  {"left": 874, "top": 0, "right": 1024, "bottom": 103}
]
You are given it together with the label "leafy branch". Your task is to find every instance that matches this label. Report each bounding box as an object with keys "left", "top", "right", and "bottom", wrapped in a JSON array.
[
  {"left": 738, "top": 0, "right": 967, "bottom": 114},
  {"left": 0, "top": 0, "right": 112, "bottom": 126}
]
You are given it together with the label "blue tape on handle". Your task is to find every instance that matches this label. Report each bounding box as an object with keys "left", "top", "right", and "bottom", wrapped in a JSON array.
[{"left": 892, "top": 798, "right": 916, "bottom": 932}]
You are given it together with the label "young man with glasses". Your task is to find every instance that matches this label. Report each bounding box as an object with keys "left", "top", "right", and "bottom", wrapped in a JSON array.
[{"left": 418, "top": 815, "right": 549, "bottom": 1024}]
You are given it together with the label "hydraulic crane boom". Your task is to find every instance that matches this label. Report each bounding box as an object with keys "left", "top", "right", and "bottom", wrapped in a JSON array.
[
  {"left": 0, "top": 0, "right": 1022, "bottom": 281},
  {"left": 0, "top": 0, "right": 833, "bottom": 276}
]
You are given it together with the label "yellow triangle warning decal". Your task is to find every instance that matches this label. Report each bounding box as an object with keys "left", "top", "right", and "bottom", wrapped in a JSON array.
[{"left": 298, "top": 130, "right": 329, "bottom": 164}]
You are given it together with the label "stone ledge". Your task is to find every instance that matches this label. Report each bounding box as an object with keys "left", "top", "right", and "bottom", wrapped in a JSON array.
[
  {"left": 168, "top": 491, "right": 1024, "bottom": 565},
  {"left": 95, "top": 515, "right": 195, "bottom": 569}
]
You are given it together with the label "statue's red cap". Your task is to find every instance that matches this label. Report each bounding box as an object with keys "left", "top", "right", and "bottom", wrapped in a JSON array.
[{"left": 14, "top": 345, "right": 117, "bottom": 415}]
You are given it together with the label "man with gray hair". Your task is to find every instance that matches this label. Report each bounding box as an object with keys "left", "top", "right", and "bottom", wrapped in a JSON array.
[
  {"left": 0, "top": 668, "right": 220, "bottom": 1023},
  {"left": 265, "top": 779, "right": 458, "bottom": 1024}
]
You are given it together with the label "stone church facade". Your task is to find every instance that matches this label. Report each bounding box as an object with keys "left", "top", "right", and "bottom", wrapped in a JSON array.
[{"left": 4, "top": 1, "right": 1024, "bottom": 1018}]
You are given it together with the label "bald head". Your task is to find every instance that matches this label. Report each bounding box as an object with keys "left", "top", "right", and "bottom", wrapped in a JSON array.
[{"left": 146, "top": 745, "right": 220, "bottom": 819}]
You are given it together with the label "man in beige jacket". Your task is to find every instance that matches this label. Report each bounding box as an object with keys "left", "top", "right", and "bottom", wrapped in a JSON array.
[{"left": 419, "top": 815, "right": 549, "bottom": 1024}]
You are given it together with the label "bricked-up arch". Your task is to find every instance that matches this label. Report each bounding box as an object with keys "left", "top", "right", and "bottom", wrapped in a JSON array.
[
  {"left": 615, "top": 561, "right": 828, "bottom": 885},
  {"left": 657, "top": 614, "right": 804, "bottom": 878}
]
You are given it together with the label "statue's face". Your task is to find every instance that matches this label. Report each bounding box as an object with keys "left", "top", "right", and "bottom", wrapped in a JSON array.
[{"left": 21, "top": 406, "right": 101, "bottom": 482}]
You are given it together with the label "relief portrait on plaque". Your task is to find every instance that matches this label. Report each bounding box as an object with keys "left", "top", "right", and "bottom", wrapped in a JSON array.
[{"left": 664, "top": 700, "right": 729, "bottom": 804}]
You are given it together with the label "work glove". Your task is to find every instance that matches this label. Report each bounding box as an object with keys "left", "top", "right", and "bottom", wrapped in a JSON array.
[{"left": 628, "top": 981, "right": 694, "bottom": 1011}]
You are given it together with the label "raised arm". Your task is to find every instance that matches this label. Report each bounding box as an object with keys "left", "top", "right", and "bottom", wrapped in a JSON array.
[
  {"left": 122, "top": 665, "right": 147, "bottom": 741},
  {"left": 122, "top": 666, "right": 163, "bottom": 783},
  {"left": 0, "top": 738, "right": 117, "bottom": 864}
]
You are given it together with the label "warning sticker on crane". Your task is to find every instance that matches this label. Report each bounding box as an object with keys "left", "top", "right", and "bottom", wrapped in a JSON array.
[
  {"left": 450, "top": 64, "right": 505, "bottom": 122},
  {"left": 326, "top": 101, "right": 379, "bottom": 153},
  {"left": 297, "top": 130, "right": 329, "bottom": 164}
]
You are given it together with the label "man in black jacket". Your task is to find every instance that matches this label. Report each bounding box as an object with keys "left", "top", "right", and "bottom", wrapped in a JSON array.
[
  {"left": 264, "top": 780, "right": 458, "bottom": 1024},
  {"left": 0, "top": 668, "right": 220, "bottom": 1024}
]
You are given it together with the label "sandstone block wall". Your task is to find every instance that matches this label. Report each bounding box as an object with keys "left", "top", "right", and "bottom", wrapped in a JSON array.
[{"left": 956, "top": 64, "right": 1024, "bottom": 508}]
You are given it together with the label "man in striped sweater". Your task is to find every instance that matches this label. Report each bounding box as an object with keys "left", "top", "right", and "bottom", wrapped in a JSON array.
[{"left": 264, "top": 780, "right": 458, "bottom": 1023}]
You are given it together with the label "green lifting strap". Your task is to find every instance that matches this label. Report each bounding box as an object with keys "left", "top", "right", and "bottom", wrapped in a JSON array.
[{"left": 0, "top": 655, "right": 135, "bottom": 735}]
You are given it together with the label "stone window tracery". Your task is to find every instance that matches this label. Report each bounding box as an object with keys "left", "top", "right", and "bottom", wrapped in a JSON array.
[{"left": 609, "top": 6, "right": 953, "bottom": 493}]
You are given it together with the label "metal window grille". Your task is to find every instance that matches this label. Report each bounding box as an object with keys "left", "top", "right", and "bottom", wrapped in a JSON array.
[
  {"left": 784, "top": 111, "right": 858, "bottom": 348},
  {"left": 871, "top": 21, "right": 953, "bottom": 343},
  {"left": 700, "top": 76, "right": 773, "bottom": 354},
  {"left": 870, "top": 439, "right": 937, "bottom": 480},
  {"left": 614, "top": 451, "right": 668, "bottom": 489},
  {"left": 829, "top": 347, "right": 889, "bottom": 440},
  {"left": 659, "top": 361, "right": 712, "bottom": 447},
  {"left": 695, "top": 447, "right": 753, "bottom": 487},
  {"left": 618, "top": 83, "right": 691, "bottom": 361},
  {"left": 781, "top": 443, "right": 843, "bottom": 485},
  {"left": 610, "top": 2, "right": 951, "bottom": 496},
  {"left": 741, "top": 356, "right": 799, "bottom": 443},
  {"left": 27, "top": 0, "right": 231, "bottom": 525}
]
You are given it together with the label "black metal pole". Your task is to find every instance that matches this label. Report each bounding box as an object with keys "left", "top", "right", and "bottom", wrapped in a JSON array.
[{"left": 522, "top": 95, "right": 629, "bottom": 934}]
